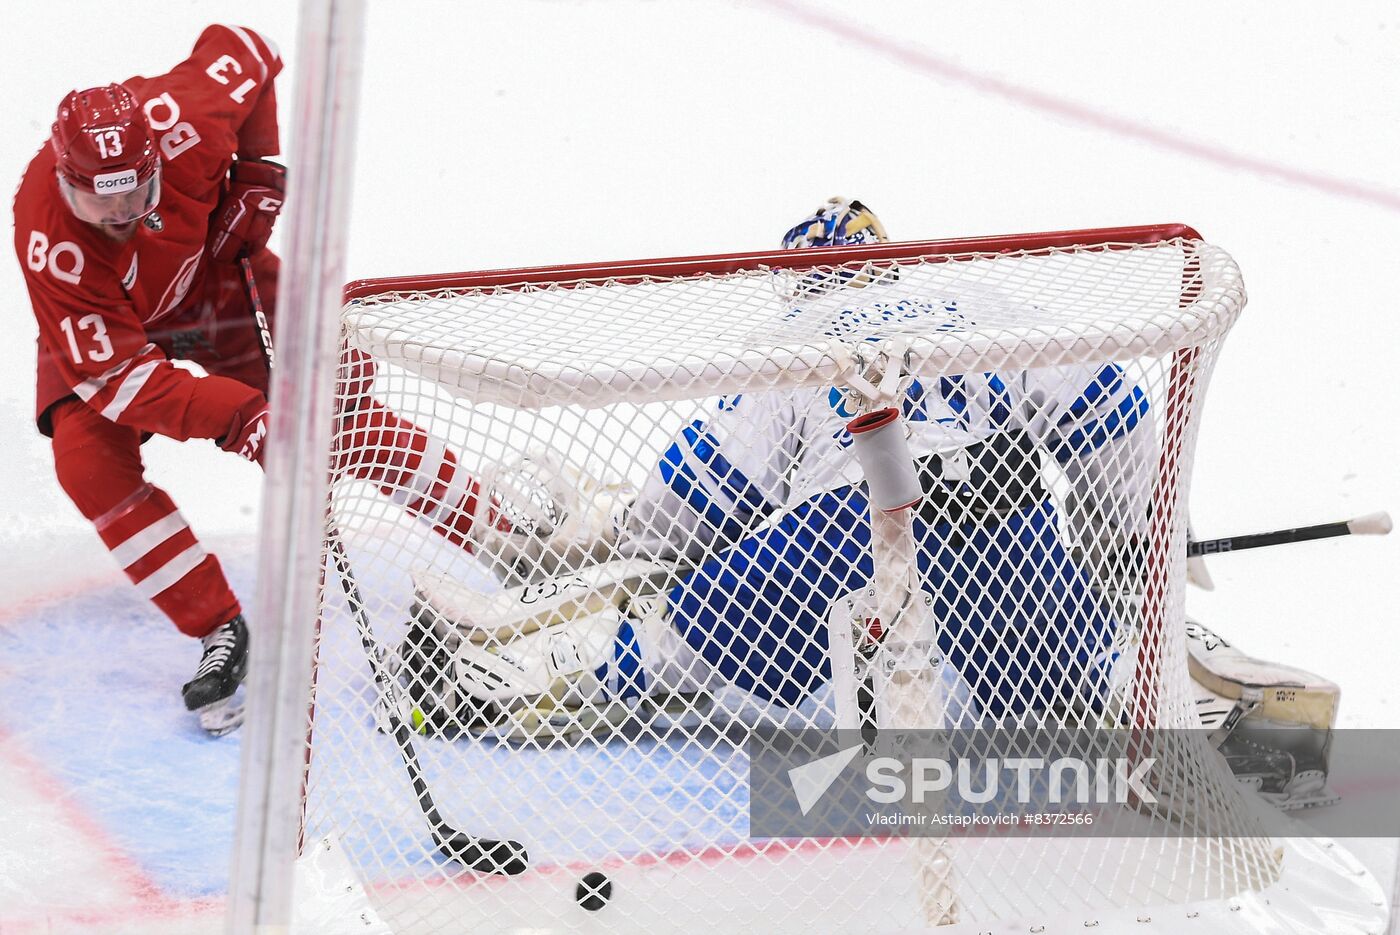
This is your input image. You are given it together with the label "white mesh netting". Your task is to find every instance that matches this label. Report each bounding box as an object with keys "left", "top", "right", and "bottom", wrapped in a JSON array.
[{"left": 296, "top": 228, "right": 1306, "bottom": 933}]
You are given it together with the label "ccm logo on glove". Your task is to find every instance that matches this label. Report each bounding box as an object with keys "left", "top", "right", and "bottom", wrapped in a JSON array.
[
  {"left": 224, "top": 405, "right": 269, "bottom": 466},
  {"left": 208, "top": 158, "right": 286, "bottom": 264}
]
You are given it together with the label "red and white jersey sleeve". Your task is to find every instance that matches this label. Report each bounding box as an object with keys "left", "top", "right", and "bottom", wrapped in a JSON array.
[
  {"left": 141, "top": 25, "right": 284, "bottom": 165},
  {"left": 122, "top": 24, "right": 283, "bottom": 217}
]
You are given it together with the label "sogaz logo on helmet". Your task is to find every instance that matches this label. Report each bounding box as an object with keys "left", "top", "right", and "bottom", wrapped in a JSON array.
[{"left": 93, "top": 169, "right": 139, "bottom": 194}]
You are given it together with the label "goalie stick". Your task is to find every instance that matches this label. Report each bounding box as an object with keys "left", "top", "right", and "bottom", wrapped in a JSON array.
[
  {"left": 238, "top": 255, "right": 528, "bottom": 875},
  {"left": 1187, "top": 511, "right": 1392, "bottom": 558}
]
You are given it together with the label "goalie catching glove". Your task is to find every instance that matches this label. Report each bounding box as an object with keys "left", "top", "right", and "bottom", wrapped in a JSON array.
[{"left": 466, "top": 448, "right": 637, "bottom": 585}]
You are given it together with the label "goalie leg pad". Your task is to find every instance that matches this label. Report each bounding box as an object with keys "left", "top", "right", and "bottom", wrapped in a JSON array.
[
  {"left": 1187, "top": 619, "right": 1339, "bottom": 731},
  {"left": 411, "top": 558, "right": 677, "bottom": 644},
  {"left": 407, "top": 566, "right": 715, "bottom": 743},
  {"left": 453, "top": 606, "right": 628, "bottom": 704},
  {"left": 451, "top": 606, "right": 706, "bottom": 744},
  {"left": 399, "top": 556, "right": 696, "bottom": 742}
]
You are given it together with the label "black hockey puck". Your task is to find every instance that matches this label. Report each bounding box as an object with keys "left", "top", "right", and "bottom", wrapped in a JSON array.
[{"left": 575, "top": 871, "right": 612, "bottom": 911}]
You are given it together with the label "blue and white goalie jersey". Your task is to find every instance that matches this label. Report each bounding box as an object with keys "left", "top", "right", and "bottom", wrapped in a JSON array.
[
  {"left": 617, "top": 295, "right": 1156, "bottom": 718},
  {"left": 622, "top": 359, "right": 1155, "bottom": 564}
]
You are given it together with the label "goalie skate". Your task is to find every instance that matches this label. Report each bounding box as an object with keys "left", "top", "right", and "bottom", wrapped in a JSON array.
[{"left": 1188, "top": 619, "right": 1340, "bottom": 810}]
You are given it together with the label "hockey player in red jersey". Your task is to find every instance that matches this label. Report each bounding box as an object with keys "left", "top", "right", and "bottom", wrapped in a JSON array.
[{"left": 13, "top": 26, "right": 500, "bottom": 734}]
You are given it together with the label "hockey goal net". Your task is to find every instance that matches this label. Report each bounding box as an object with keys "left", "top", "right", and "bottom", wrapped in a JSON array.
[{"left": 293, "top": 225, "right": 1379, "bottom": 933}]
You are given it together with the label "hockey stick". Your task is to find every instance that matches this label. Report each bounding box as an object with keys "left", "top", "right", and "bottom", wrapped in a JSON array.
[
  {"left": 1186, "top": 511, "right": 1392, "bottom": 558},
  {"left": 327, "top": 532, "right": 528, "bottom": 873},
  {"left": 237, "top": 255, "right": 528, "bottom": 875}
]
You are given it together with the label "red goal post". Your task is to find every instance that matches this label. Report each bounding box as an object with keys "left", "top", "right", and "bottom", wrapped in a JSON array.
[{"left": 344, "top": 223, "right": 1205, "bottom": 296}]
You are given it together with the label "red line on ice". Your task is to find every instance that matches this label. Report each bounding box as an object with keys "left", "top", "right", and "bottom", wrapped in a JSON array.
[
  {"left": 363, "top": 834, "right": 894, "bottom": 896},
  {"left": 0, "top": 572, "right": 124, "bottom": 627},
  {"left": 0, "top": 725, "right": 224, "bottom": 930},
  {"left": 756, "top": 0, "right": 1400, "bottom": 213}
]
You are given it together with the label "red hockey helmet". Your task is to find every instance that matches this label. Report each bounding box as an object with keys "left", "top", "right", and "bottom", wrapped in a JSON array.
[{"left": 50, "top": 84, "right": 161, "bottom": 226}]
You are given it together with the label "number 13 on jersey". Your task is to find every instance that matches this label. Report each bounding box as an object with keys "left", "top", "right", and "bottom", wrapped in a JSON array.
[{"left": 59, "top": 313, "right": 115, "bottom": 364}]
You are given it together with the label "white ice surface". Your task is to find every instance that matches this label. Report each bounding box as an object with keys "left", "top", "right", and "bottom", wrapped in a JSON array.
[{"left": 1, "top": 1, "right": 1397, "bottom": 932}]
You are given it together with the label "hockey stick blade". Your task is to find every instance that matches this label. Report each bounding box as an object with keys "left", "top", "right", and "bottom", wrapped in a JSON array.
[
  {"left": 435, "top": 827, "right": 530, "bottom": 875},
  {"left": 335, "top": 535, "right": 531, "bottom": 876},
  {"left": 392, "top": 714, "right": 529, "bottom": 873}
]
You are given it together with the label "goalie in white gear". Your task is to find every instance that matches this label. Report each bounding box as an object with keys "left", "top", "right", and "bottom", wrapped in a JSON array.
[
  {"left": 406, "top": 198, "right": 1147, "bottom": 740},
  {"left": 408, "top": 198, "right": 1341, "bottom": 807}
]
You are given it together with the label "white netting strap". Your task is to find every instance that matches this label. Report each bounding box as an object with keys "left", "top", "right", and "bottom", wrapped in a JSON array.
[{"left": 837, "top": 334, "right": 913, "bottom": 408}]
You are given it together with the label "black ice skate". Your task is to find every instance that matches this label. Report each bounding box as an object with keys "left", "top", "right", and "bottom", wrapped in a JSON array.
[{"left": 182, "top": 615, "right": 249, "bottom": 736}]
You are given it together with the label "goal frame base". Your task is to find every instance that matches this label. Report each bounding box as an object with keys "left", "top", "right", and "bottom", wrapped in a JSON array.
[{"left": 290, "top": 831, "right": 1386, "bottom": 935}]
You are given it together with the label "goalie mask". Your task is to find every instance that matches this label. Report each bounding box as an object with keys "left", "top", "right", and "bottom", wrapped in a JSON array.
[
  {"left": 780, "top": 197, "right": 896, "bottom": 299},
  {"left": 781, "top": 197, "right": 889, "bottom": 250}
]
